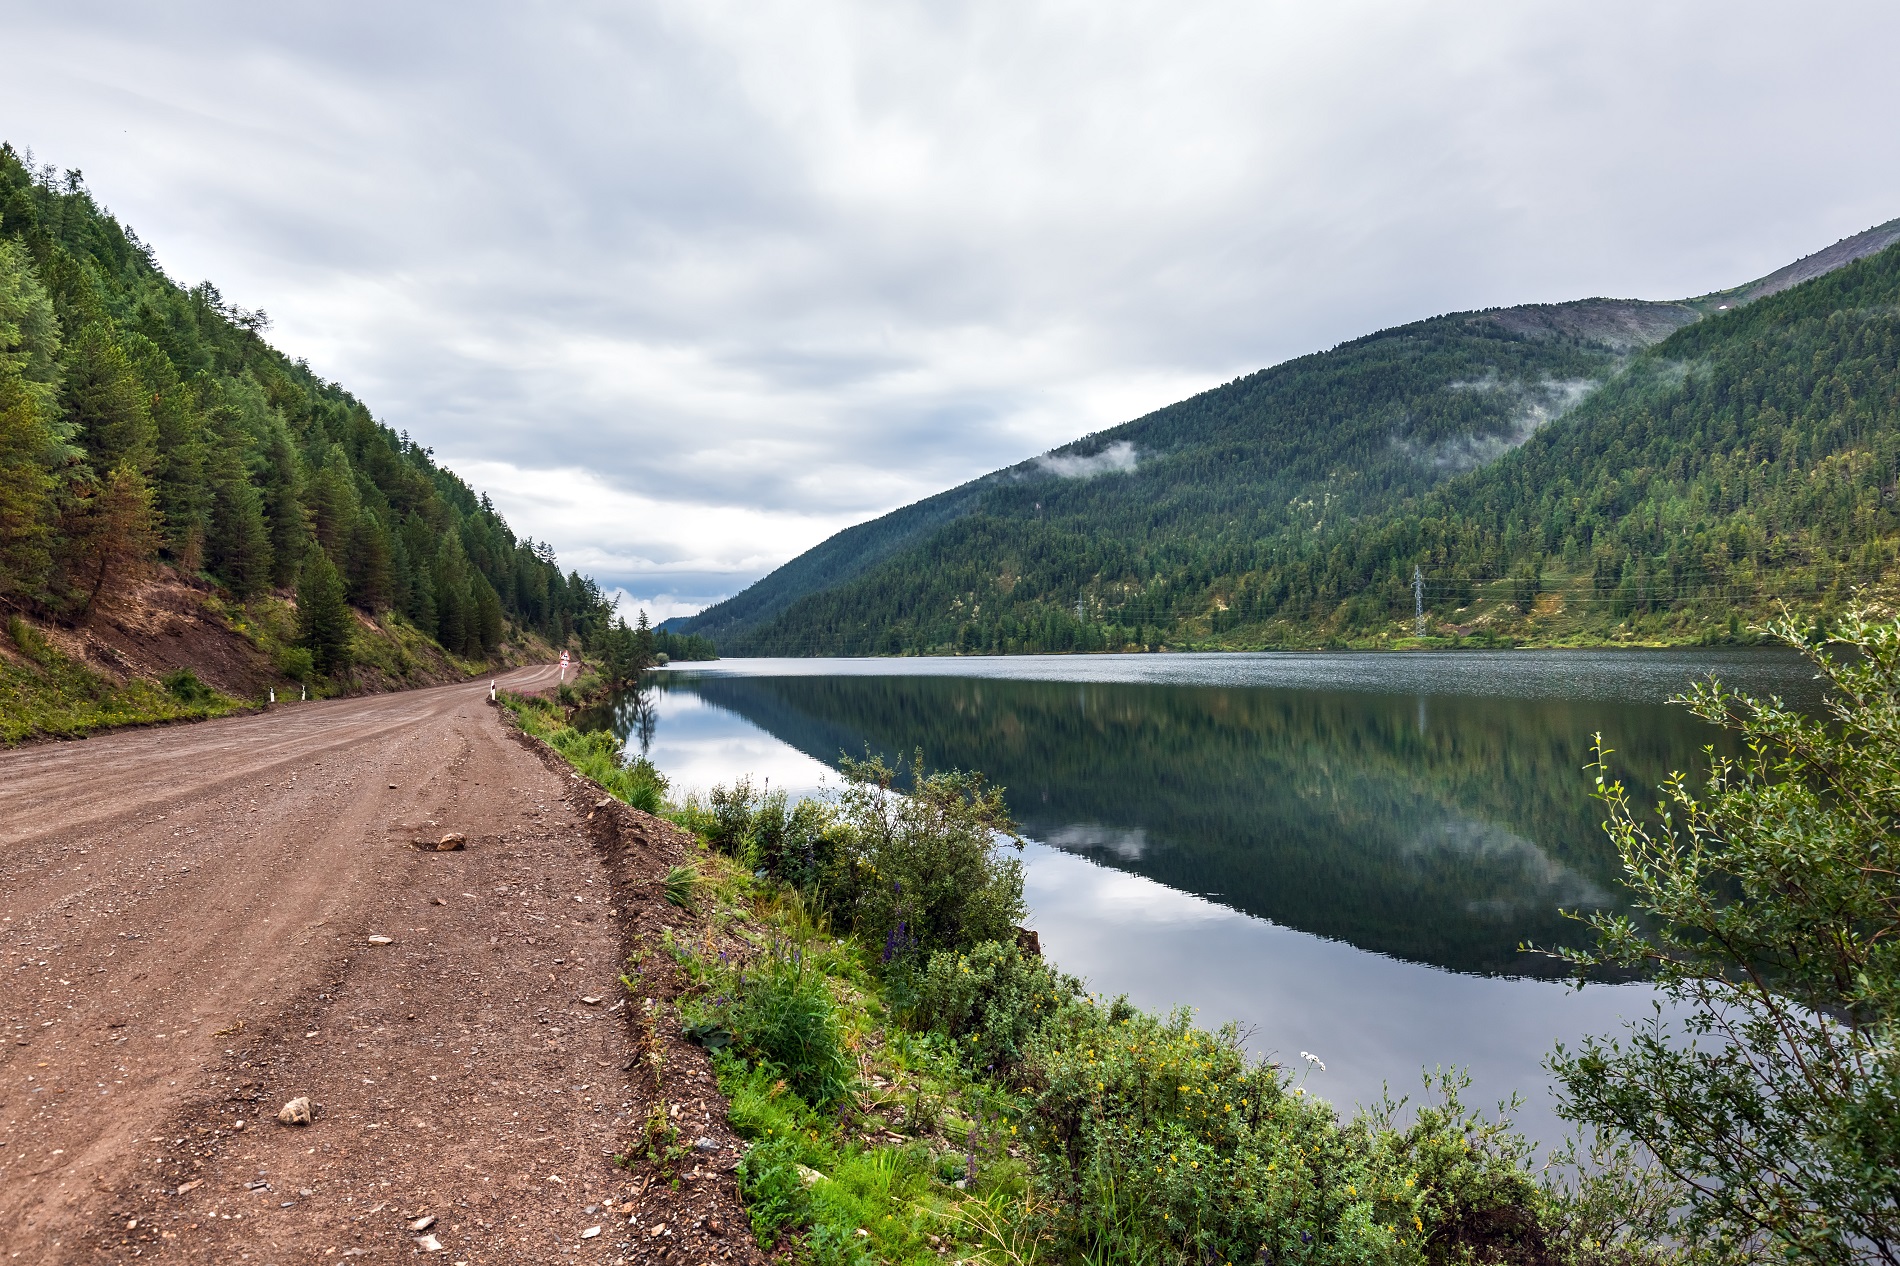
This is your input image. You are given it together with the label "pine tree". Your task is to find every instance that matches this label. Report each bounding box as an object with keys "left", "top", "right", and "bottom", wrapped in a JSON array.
[
  {"left": 634, "top": 609, "right": 655, "bottom": 669},
  {"left": 432, "top": 532, "right": 474, "bottom": 655},
  {"left": 296, "top": 549, "right": 353, "bottom": 678},
  {"left": 261, "top": 430, "right": 308, "bottom": 587},
  {"left": 471, "top": 570, "right": 503, "bottom": 655},
  {"left": 150, "top": 381, "right": 208, "bottom": 570},
  {"left": 306, "top": 444, "right": 358, "bottom": 558},
  {"left": 345, "top": 511, "right": 393, "bottom": 611},
  {"left": 206, "top": 464, "right": 273, "bottom": 597},
  {"left": 72, "top": 463, "right": 158, "bottom": 618},
  {"left": 0, "top": 238, "right": 62, "bottom": 601},
  {"left": 61, "top": 324, "right": 157, "bottom": 475}
]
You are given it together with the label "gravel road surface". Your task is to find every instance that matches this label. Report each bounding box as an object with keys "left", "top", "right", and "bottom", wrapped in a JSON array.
[{"left": 0, "top": 668, "right": 760, "bottom": 1264}]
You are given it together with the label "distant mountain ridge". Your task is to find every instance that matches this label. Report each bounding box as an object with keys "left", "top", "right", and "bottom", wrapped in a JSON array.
[{"left": 682, "top": 216, "right": 1900, "bottom": 655}]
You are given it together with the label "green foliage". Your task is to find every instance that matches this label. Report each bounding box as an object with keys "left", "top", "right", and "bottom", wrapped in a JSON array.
[
  {"left": 828, "top": 753, "right": 1026, "bottom": 965},
  {"left": 160, "top": 666, "right": 212, "bottom": 704},
  {"left": 0, "top": 237, "right": 64, "bottom": 602},
  {"left": 724, "top": 940, "right": 854, "bottom": 1109},
  {"left": 663, "top": 862, "right": 700, "bottom": 910},
  {"left": 907, "top": 939, "right": 1079, "bottom": 1073},
  {"left": 654, "top": 627, "right": 718, "bottom": 661},
  {"left": 0, "top": 144, "right": 607, "bottom": 656},
  {"left": 596, "top": 610, "right": 657, "bottom": 688},
  {"left": 706, "top": 776, "right": 764, "bottom": 853},
  {"left": 742, "top": 790, "right": 850, "bottom": 893},
  {"left": 500, "top": 692, "right": 670, "bottom": 811},
  {"left": 1028, "top": 1001, "right": 1564, "bottom": 1265},
  {"left": 274, "top": 644, "right": 314, "bottom": 683},
  {"left": 685, "top": 238, "right": 1900, "bottom": 655},
  {"left": 1547, "top": 610, "right": 1900, "bottom": 1262},
  {"left": 295, "top": 548, "right": 353, "bottom": 678},
  {"left": 546, "top": 724, "right": 668, "bottom": 812},
  {"left": 734, "top": 1130, "right": 815, "bottom": 1244}
]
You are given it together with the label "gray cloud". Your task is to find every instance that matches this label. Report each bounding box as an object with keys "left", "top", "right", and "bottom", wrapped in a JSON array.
[
  {"left": 5, "top": 2, "right": 1900, "bottom": 614},
  {"left": 1037, "top": 440, "right": 1139, "bottom": 480}
]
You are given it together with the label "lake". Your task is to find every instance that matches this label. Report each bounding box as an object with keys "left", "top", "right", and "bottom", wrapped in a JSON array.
[{"left": 590, "top": 649, "right": 1820, "bottom": 1146}]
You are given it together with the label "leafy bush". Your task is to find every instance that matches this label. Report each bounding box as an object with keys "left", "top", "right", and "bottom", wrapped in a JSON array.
[
  {"left": 7, "top": 614, "right": 50, "bottom": 664},
  {"left": 907, "top": 939, "right": 1078, "bottom": 1072},
  {"left": 1547, "top": 610, "right": 1900, "bottom": 1262},
  {"left": 1023, "top": 1000, "right": 1560, "bottom": 1265},
  {"left": 735, "top": 1131, "right": 813, "bottom": 1244},
  {"left": 726, "top": 941, "right": 854, "bottom": 1108},
  {"left": 274, "top": 644, "right": 314, "bottom": 682},
  {"left": 744, "top": 790, "right": 849, "bottom": 892},
  {"left": 161, "top": 668, "right": 214, "bottom": 704},
  {"left": 707, "top": 777, "right": 761, "bottom": 853},
  {"left": 828, "top": 753, "right": 1025, "bottom": 965}
]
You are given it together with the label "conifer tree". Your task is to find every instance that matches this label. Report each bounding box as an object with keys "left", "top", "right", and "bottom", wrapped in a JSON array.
[
  {"left": 61, "top": 324, "right": 157, "bottom": 475},
  {"left": 345, "top": 511, "right": 393, "bottom": 611},
  {"left": 0, "top": 238, "right": 62, "bottom": 601},
  {"left": 261, "top": 430, "right": 308, "bottom": 587},
  {"left": 432, "top": 532, "right": 477, "bottom": 654},
  {"left": 471, "top": 570, "right": 504, "bottom": 654},
  {"left": 206, "top": 459, "right": 273, "bottom": 598},
  {"left": 149, "top": 382, "right": 207, "bottom": 569},
  {"left": 296, "top": 548, "right": 352, "bottom": 678},
  {"left": 72, "top": 464, "right": 158, "bottom": 618},
  {"left": 306, "top": 444, "right": 358, "bottom": 557}
]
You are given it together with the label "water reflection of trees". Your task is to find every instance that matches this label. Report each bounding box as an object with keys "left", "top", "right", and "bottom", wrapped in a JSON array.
[
  {"left": 648, "top": 674, "right": 1740, "bottom": 978},
  {"left": 576, "top": 682, "right": 658, "bottom": 758}
]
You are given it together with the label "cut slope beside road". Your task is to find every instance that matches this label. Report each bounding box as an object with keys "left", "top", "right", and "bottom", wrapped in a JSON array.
[{"left": 0, "top": 667, "right": 761, "bottom": 1264}]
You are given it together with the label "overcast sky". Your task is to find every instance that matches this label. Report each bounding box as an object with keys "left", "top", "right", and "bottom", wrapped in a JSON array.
[{"left": 6, "top": 2, "right": 1900, "bottom": 618}]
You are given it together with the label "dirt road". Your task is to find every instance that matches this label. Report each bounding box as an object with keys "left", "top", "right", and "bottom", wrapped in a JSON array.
[{"left": 0, "top": 669, "right": 760, "bottom": 1264}]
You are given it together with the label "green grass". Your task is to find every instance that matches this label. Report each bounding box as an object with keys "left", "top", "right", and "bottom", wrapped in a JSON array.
[
  {"left": 500, "top": 691, "right": 669, "bottom": 810},
  {"left": 0, "top": 615, "right": 245, "bottom": 744}
]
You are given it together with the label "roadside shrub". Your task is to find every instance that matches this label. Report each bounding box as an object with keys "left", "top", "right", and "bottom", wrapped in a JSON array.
[
  {"left": 1026, "top": 999, "right": 1563, "bottom": 1266},
  {"left": 735, "top": 1132, "right": 812, "bottom": 1245},
  {"left": 829, "top": 753, "right": 1025, "bottom": 965},
  {"left": 907, "top": 939, "right": 1079, "bottom": 1072},
  {"left": 744, "top": 790, "right": 849, "bottom": 892},
  {"left": 161, "top": 667, "right": 214, "bottom": 704},
  {"left": 726, "top": 941, "right": 853, "bottom": 1108},
  {"left": 274, "top": 645, "right": 314, "bottom": 682},
  {"left": 707, "top": 777, "right": 760, "bottom": 853}
]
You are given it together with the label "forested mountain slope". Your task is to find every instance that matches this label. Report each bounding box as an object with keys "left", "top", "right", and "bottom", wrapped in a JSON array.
[
  {"left": 0, "top": 145, "right": 610, "bottom": 733},
  {"left": 685, "top": 218, "right": 1900, "bottom": 654}
]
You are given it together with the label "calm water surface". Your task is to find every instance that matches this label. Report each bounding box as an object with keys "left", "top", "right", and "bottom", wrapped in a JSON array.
[{"left": 599, "top": 650, "right": 1820, "bottom": 1144}]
